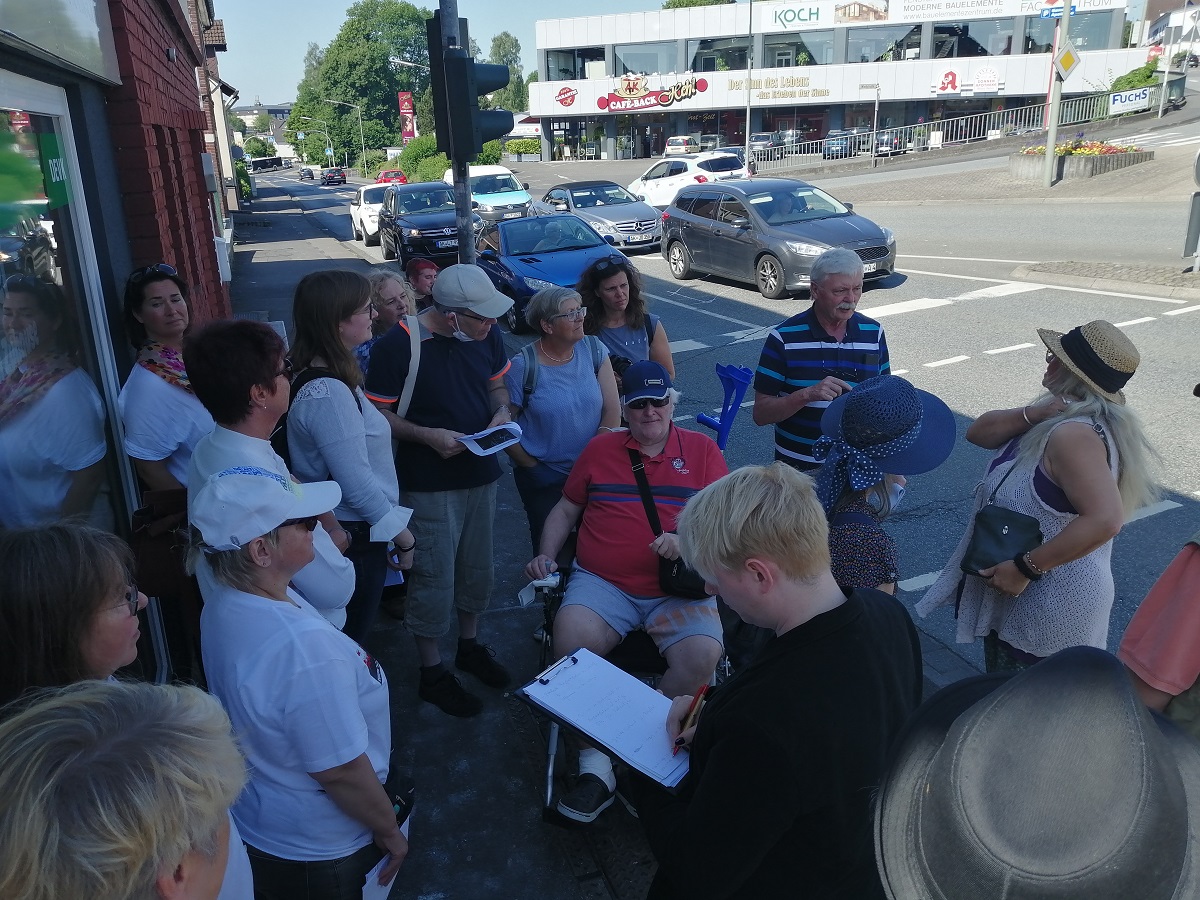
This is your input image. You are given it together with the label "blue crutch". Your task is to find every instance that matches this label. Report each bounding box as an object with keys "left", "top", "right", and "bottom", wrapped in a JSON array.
[{"left": 695, "top": 364, "right": 754, "bottom": 451}]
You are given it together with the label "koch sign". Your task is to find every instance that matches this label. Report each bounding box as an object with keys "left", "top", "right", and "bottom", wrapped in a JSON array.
[{"left": 1109, "top": 87, "right": 1151, "bottom": 115}]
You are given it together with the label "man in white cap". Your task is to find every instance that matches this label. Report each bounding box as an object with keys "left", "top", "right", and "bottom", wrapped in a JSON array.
[{"left": 366, "top": 265, "right": 515, "bottom": 717}]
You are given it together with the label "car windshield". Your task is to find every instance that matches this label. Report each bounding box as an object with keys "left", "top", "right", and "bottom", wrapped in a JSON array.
[
  {"left": 361, "top": 186, "right": 387, "bottom": 204},
  {"left": 698, "top": 156, "right": 743, "bottom": 173},
  {"left": 747, "top": 186, "right": 850, "bottom": 224},
  {"left": 397, "top": 189, "right": 455, "bottom": 216},
  {"left": 470, "top": 174, "right": 522, "bottom": 195},
  {"left": 502, "top": 217, "right": 604, "bottom": 255},
  {"left": 569, "top": 184, "right": 636, "bottom": 208},
  {"left": 750, "top": 133, "right": 773, "bottom": 142}
]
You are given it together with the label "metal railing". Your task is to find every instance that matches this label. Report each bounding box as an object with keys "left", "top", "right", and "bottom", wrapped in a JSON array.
[{"left": 750, "top": 86, "right": 1164, "bottom": 174}]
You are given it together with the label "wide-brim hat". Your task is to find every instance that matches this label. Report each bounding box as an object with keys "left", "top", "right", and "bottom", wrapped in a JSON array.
[
  {"left": 875, "top": 646, "right": 1200, "bottom": 900},
  {"left": 1039, "top": 320, "right": 1139, "bottom": 405},
  {"left": 191, "top": 466, "right": 341, "bottom": 551},
  {"left": 820, "top": 374, "right": 956, "bottom": 476},
  {"left": 431, "top": 264, "right": 513, "bottom": 320}
]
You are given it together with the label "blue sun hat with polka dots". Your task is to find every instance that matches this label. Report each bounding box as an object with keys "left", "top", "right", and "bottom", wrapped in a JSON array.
[{"left": 813, "top": 375, "right": 956, "bottom": 513}]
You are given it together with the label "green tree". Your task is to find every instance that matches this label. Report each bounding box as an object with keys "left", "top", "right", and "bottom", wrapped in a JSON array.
[
  {"left": 526, "top": 71, "right": 538, "bottom": 85},
  {"left": 252, "top": 113, "right": 272, "bottom": 133},
  {"left": 414, "top": 86, "right": 435, "bottom": 139},
  {"left": 243, "top": 136, "right": 275, "bottom": 158},
  {"left": 662, "top": 0, "right": 734, "bottom": 7},
  {"left": 486, "top": 32, "right": 527, "bottom": 113},
  {"left": 1111, "top": 59, "right": 1159, "bottom": 91}
]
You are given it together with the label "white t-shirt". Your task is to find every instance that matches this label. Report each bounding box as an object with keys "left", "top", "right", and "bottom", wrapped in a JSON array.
[
  {"left": 0, "top": 368, "right": 107, "bottom": 528},
  {"left": 188, "top": 425, "right": 353, "bottom": 628},
  {"left": 118, "top": 364, "right": 213, "bottom": 486},
  {"left": 201, "top": 584, "right": 391, "bottom": 860}
]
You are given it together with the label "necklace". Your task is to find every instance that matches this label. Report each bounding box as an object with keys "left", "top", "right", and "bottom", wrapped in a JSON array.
[{"left": 538, "top": 340, "right": 574, "bottom": 363}]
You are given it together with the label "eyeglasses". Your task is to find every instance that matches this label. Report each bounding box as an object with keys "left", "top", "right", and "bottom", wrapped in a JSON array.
[
  {"left": 454, "top": 308, "right": 491, "bottom": 323},
  {"left": 592, "top": 255, "right": 628, "bottom": 275},
  {"left": 626, "top": 396, "right": 670, "bottom": 410},
  {"left": 3, "top": 274, "right": 43, "bottom": 296},
  {"left": 276, "top": 357, "right": 295, "bottom": 380},
  {"left": 128, "top": 263, "right": 178, "bottom": 287},
  {"left": 114, "top": 583, "right": 141, "bottom": 617},
  {"left": 353, "top": 302, "right": 377, "bottom": 317},
  {"left": 550, "top": 308, "right": 587, "bottom": 323},
  {"left": 1045, "top": 350, "right": 1057, "bottom": 364},
  {"left": 280, "top": 516, "right": 319, "bottom": 532}
]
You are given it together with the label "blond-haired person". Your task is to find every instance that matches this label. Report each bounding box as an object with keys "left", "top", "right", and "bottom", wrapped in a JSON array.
[
  {"left": 0, "top": 679, "right": 246, "bottom": 900},
  {"left": 631, "top": 463, "right": 923, "bottom": 900},
  {"left": 355, "top": 270, "right": 413, "bottom": 376}
]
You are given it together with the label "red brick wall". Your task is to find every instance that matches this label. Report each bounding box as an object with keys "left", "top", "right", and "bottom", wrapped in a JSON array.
[{"left": 105, "top": 0, "right": 230, "bottom": 324}]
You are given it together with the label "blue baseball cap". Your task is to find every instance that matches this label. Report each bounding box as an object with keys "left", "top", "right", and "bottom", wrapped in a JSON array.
[{"left": 621, "top": 360, "right": 672, "bottom": 405}]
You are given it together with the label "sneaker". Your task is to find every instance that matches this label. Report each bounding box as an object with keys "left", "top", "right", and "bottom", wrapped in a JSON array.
[
  {"left": 557, "top": 774, "right": 615, "bottom": 823},
  {"left": 418, "top": 670, "right": 482, "bottom": 717},
  {"left": 455, "top": 642, "right": 511, "bottom": 689},
  {"left": 532, "top": 625, "right": 545, "bottom": 643}
]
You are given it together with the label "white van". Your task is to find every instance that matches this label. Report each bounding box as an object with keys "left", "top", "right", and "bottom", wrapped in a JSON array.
[{"left": 443, "top": 165, "right": 532, "bottom": 222}]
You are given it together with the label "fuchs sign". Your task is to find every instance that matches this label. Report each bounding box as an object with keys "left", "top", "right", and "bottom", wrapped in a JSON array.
[
  {"left": 1109, "top": 87, "right": 1151, "bottom": 115},
  {"left": 596, "top": 73, "right": 709, "bottom": 111}
]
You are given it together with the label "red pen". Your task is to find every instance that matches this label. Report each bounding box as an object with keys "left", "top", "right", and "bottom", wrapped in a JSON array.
[{"left": 673, "top": 683, "right": 709, "bottom": 756}]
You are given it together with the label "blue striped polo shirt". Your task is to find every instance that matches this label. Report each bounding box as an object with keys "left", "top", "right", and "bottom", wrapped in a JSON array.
[{"left": 754, "top": 307, "right": 890, "bottom": 469}]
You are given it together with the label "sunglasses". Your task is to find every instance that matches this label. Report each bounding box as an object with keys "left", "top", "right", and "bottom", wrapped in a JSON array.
[
  {"left": 550, "top": 308, "right": 586, "bottom": 323},
  {"left": 280, "top": 516, "right": 319, "bottom": 532},
  {"left": 3, "top": 274, "right": 44, "bottom": 295},
  {"left": 626, "top": 396, "right": 670, "bottom": 410},
  {"left": 114, "top": 583, "right": 141, "bottom": 618},
  {"left": 592, "top": 255, "right": 628, "bottom": 275},
  {"left": 276, "top": 357, "right": 295, "bottom": 380},
  {"left": 128, "top": 263, "right": 178, "bottom": 287}
]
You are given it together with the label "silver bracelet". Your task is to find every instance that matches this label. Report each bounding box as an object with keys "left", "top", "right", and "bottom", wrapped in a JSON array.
[{"left": 1021, "top": 406, "right": 1033, "bottom": 426}]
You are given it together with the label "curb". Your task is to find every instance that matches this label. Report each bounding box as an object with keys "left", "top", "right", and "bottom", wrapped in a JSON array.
[{"left": 1010, "top": 265, "right": 1200, "bottom": 301}]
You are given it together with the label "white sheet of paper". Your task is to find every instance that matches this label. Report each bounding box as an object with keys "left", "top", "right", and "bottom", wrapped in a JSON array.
[
  {"left": 455, "top": 422, "right": 523, "bottom": 456},
  {"left": 360, "top": 810, "right": 411, "bottom": 900}
]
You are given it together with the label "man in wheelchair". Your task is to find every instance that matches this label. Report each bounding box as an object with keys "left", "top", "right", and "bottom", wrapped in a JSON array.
[{"left": 524, "top": 361, "right": 727, "bottom": 823}]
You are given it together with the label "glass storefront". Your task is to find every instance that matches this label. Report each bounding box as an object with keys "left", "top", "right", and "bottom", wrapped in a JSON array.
[
  {"left": 1024, "top": 12, "right": 1111, "bottom": 53},
  {"left": 615, "top": 41, "right": 678, "bottom": 76},
  {"left": 0, "top": 89, "right": 127, "bottom": 531},
  {"left": 847, "top": 24, "right": 923, "bottom": 63},
  {"left": 764, "top": 31, "right": 837, "bottom": 66},
  {"left": 547, "top": 47, "right": 605, "bottom": 81},
  {"left": 934, "top": 19, "right": 1016, "bottom": 57},
  {"left": 687, "top": 37, "right": 749, "bottom": 72}
]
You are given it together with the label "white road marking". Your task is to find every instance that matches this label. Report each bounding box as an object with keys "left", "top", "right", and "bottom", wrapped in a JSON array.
[
  {"left": 897, "top": 571, "right": 940, "bottom": 592},
  {"left": 668, "top": 339, "right": 709, "bottom": 353},
  {"left": 643, "top": 291, "right": 760, "bottom": 328},
  {"left": 899, "top": 254, "right": 1038, "bottom": 264},
  {"left": 863, "top": 297, "right": 953, "bottom": 318},
  {"left": 1165, "top": 304, "right": 1200, "bottom": 315},
  {"left": 957, "top": 283, "right": 1042, "bottom": 299},
  {"left": 1159, "top": 136, "right": 1200, "bottom": 146},
  {"left": 902, "top": 268, "right": 1186, "bottom": 304},
  {"left": 1114, "top": 317, "right": 1157, "bottom": 327},
  {"left": 1126, "top": 499, "right": 1183, "bottom": 523},
  {"left": 984, "top": 343, "right": 1036, "bottom": 354},
  {"left": 892, "top": 369, "right": 909, "bottom": 375},
  {"left": 925, "top": 355, "right": 970, "bottom": 367}
]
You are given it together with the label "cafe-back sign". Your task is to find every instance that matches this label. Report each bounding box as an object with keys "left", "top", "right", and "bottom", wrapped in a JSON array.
[{"left": 593, "top": 73, "right": 709, "bottom": 111}]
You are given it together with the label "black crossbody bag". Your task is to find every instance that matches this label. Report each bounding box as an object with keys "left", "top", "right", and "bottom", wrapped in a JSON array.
[
  {"left": 960, "top": 460, "right": 1044, "bottom": 576},
  {"left": 627, "top": 448, "right": 710, "bottom": 600}
]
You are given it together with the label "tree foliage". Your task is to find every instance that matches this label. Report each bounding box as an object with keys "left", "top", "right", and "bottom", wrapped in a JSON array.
[
  {"left": 1110, "top": 59, "right": 1159, "bottom": 91},
  {"left": 415, "top": 86, "right": 435, "bottom": 138},
  {"left": 397, "top": 134, "right": 439, "bottom": 178},
  {"left": 488, "top": 32, "right": 527, "bottom": 114},
  {"left": 251, "top": 113, "right": 272, "bottom": 133},
  {"left": 662, "top": 0, "right": 734, "bottom": 7},
  {"left": 243, "top": 136, "right": 276, "bottom": 158}
]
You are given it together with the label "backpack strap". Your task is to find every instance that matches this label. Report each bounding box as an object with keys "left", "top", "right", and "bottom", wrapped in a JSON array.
[
  {"left": 586, "top": 335, "right": 605, "bottom": 374},
  {"left": 395, "top": 315, "right": 421, "bottom": 418},
  {"left": 829, "top": 510, "right": 876, "bottom": 528},
  {"left": 645, "top": 314, "right": 656, "bottom": 347},
  {"left": 521, "top": 341, "right": 539, "bottom": 403}
]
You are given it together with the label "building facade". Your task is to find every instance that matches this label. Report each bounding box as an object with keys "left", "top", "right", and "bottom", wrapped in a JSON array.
[{"left": 531, "top": 0, "right": 1142, "bottom": 160}]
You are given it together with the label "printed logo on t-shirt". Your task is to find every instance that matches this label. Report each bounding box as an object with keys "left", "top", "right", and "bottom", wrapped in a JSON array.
[{"left": 357, "top": 646, "right": 385, "bottom": 685}]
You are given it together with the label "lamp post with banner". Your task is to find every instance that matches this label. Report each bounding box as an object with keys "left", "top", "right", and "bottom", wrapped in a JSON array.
[{"left": 321, "top": 99, "right": 366, "bottom": 175}]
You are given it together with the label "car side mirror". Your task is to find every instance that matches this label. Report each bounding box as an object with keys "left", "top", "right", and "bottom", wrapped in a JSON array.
[
  {"left": 472, "top": 200, "right": 480, "bottom": 209},
  {"left": 844, "top": 202, "right": 854, "bottom": 211},
  {"left": 604, "top": 235, "right": 617, "bottom": 245},
  {"left": 553, "top": 201, "right": 568, "bottom": 211},
  {"left": 522, "top": 182, "right": 529, "bottom": 190},
  {"left": 480, "top": 248, "right": 498, "bottom": 259},
  {"left": 351, "top": 198, "right": 359, "bottom": 206},
  {"left": 729, "top": 217, "right": 750, "bottom": 228}
]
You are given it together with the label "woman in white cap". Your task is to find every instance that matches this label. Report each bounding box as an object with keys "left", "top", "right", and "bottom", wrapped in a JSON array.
[
  {"left": 917, "top": 320, "right": 1158, "bottom": 672},
  {"left": 189, "top": 467, "right": 407, "bottom": 899}
]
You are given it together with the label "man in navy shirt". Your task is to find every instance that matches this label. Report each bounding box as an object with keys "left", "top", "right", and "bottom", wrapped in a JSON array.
[
  {"left": 366, "top": 265, "right": 514, "bottom": 717},
  {"left": 753, "top": 248, "right": 890, "bottom": 470}
]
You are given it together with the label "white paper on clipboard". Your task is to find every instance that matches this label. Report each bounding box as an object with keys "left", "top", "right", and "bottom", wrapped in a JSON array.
[
  {"left": 455, "top": 422, "right": 522, "bottom": 456},
  {"left": 361, "top": 812, "right": 411, "bottom": 900}
]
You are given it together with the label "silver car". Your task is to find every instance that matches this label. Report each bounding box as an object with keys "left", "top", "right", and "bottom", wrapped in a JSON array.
[{"left": 531, "top": 181, "right": 662, "bottom": 251}]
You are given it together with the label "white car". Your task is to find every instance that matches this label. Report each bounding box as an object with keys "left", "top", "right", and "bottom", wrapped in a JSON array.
[
  {"left": 349, "top": 184, "right": 388, "bottom": 246},
  {"left": 627, "top": 151, "right": 750, "bottom": 209}
]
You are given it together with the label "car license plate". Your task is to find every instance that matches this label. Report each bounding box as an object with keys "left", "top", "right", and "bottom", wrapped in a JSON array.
[
  {"left": 628, "top": 233, "right": 653, "bottom": 242},
  {"left": 863, "top": 262, "right": 878, "bottom": 273},
  {"left": 503, "top": 211, "right": 522, "bottom": 219},
  {"left": 435, "top": 239, "right": 458, "bottom": 249}
]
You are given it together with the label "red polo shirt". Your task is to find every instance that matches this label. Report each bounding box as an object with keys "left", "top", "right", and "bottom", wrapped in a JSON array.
[{"left": 563, "top": 426, "right": 728, "bottom": 597}]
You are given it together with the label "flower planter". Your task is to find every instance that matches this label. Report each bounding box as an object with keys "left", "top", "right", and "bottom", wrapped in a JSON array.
[{"left": 1009, "top": 150, "right": 1155, "bottom": 181}]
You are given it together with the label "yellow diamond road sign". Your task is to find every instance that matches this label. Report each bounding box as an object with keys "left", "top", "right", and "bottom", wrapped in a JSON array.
[{"left": 1054, "top": 40, "right": 1080, "bottom": 80}]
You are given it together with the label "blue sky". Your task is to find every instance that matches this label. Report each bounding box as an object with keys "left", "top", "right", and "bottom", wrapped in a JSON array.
[{"left": 217, "top": 0, "right": 655, "bottom": 106}]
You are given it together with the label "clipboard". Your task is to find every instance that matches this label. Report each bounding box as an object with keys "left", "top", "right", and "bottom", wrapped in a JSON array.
[{"left": 517, "top": 648, "right": 690, "bottom": 788}]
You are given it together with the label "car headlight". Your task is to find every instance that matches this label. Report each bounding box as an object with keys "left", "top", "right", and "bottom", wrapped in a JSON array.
[
  {"left": 882, "top": 227, "right": 896, "bottom": 246},
  {"left": 786, "top": 241, "right": 826, "bottom": 256},
  {"left": 478, "top": 204, "right": 495, "bottom": 212},
  {"left": 0, "top": 251, "right": 10, "bottom": 262},
  {"left": 589, "top": 220, "right": 616, "bottom": 234},
  {"left": 407, "top": 228, "right": 422, "bottom": 237},
  {"left": 525, "top": 277, "right": 557, "bottom": 291}
]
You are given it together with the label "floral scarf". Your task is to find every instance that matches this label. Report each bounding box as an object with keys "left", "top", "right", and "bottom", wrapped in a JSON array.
[
  {"left": 137, "top": 341, "right": 192, "bottom": 394},
  {"left": 0, "top": 352, "right": 75, "bottom": 426}
]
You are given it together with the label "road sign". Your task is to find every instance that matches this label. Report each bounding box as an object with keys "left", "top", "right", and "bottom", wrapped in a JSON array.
[
  {"left": 1193, "top": 149, "right": 1200, "bottom": 189},
  {"left": 325, "top": 147, "right": 334, "bottom": 156},
  {"left": 297, "top": 131, "right": 305, "bottom": 139},
  {"left": 1039, "top": 5, "right": 1076, "bottom": 17},
  {"left": 1054, "top": 41, "right": 1080, "bottom": 81},
  {"left": 1184, "top": 191, "right": 1200, "bottom": 260}
]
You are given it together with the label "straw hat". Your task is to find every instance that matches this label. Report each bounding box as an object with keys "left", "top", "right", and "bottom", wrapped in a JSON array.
[{"left": 1038, "top": 320, "right": 1139, "bottom": 405}]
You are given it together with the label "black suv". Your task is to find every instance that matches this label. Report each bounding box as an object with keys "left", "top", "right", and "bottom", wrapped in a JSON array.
[
  {"left": 320, "top": 167, "right": 346, "bottom": 186},
  {"left": 378, "top": 181, "right": 483, "bottom": 266}
]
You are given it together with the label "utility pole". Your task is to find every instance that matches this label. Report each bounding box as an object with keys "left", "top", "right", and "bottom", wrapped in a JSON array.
[
  {"left": 1043, "top": 3, "right": 1071, "bottom": 187},
  {"left": 322, "top": 99, "right": 367, "bottom": 175}
]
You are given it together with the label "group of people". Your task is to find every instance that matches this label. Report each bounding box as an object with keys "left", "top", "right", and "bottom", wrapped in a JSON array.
[{"left": 1, "top": 238, "right": 1198, "bottom": 900}]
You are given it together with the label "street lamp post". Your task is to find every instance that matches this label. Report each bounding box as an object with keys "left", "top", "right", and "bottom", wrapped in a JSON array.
[
  {"left": 322, "top": 98, "right": 367, "bottom": 176},
  {"left": 744, "top": 0, "right": 754, "bottom": 167},
  {"left": 392, "top": 58, "right": 431, "bottom": 72},
  {"left": 298, "top": 116, "right": 333, "bottom": 164}
]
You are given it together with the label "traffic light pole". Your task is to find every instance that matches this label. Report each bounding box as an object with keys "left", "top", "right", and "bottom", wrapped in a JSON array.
[{"left": 436, "top": 0, "right": 477, "bottom": 264}]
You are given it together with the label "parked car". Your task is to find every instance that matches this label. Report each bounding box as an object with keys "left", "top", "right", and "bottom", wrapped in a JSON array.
[
  {"left": 664, "top": 135, "right": 700, "bottom": 156},
  {"left": 531, "top": 181, "right": 662, "bottom": 251},
  {"left": 748, "top": 131, "right": 786, "bottom": 159},
  {"left": 0, "top": 216, "right": 56, "bottom": 282},
  {"left": 698, "top": 134, "right": 726, "bottom": 151},
  {"left": 298, "top": 167, "right": 315, "bottom": 180},
  {"left": 822, "top": 129, "right": 865, "bottom": 159},
  {"left": 875, "top": 130, "right": 907, "bottom": 156},
  {"left": 349, "top": 183, "right": 389, "bottom": 246},
  {"left": 444, "top": 164, "right": 532, "bottom": 223},
  {"left": 320, "top": 167, "right": 346, "bottom": 186},
  {"left": 474, "top": 214, "right": 625, "bottom": 333},
  {"left": 660, "top": 177, "right": 896, "bottom": 299},
  {"left": 378, "top": 181, "right": 482, "bottom": 267},
  {"left": 376, "top": 169, "right": 408, "bottom": 184},
  {"left": 627, "top": 151, "right": 749, "bottom": 209}
]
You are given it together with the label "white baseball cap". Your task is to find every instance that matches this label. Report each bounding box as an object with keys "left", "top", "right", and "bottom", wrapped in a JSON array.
[
  {"left": 431, "top": 264, "right": 513, "bottom": 320},
  {"left": 191, "top": 467, "right": 341, "bottom": 551}
]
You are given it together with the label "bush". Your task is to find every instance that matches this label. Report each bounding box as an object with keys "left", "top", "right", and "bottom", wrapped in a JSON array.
[
  {"left": 233, "top": 160, "right": 252, "bottom": 202},
  {"left": 358, "top": 149, "right": 390, "bottom": 180},
  {"left": 413, "top": 152, "right": 451, "bottom": 184},
  {"left": 505, "top": 138, "right": 542, "bottom": 155},
  {"left": 1019, "top": 133, "right": 1143, "bottom": 156},
  {"left": 397, "top": 135, "right": 439, "bottom": 180},
  {"left": 478, "top": 139, "right": 503, "bottom": 165},
  {"left": 1111, "top": 59, "right": 1159, "bottom": 92}
]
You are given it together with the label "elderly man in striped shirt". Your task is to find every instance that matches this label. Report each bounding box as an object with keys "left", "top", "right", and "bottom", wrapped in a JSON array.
[{"left": 752, "top": 247, "right": 890, "bottom": 471}]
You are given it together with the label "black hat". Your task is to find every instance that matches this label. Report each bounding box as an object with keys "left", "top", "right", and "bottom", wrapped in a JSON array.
[{"left": 875, "top": 646, "right": 1200, "bottom": 899}]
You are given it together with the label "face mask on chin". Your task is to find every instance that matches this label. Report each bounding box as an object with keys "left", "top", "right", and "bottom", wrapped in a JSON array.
[{"left": 448, "top": 313, "right": 474, "bottom": 342}]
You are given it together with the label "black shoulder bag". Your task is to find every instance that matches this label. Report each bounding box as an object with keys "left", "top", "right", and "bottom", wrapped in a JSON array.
[
  {"left": 627, "top": 448, "right": 710, "bottom": 600},
  {"left": 960, "top": 458, "right": 1043, "bottom": 576}
]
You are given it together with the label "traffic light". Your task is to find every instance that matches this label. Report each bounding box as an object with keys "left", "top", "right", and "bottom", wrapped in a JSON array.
[
  {"left": 444, "top": 49, "right": 515, "bottom": 163},
  {"left": 425, "top": 12, "right": 466, "bottom": 157}
]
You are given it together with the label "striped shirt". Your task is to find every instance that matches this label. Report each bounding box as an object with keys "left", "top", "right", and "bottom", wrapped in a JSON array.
[{"left": 754, "top": 307, "right": 890, "bottom": 469}]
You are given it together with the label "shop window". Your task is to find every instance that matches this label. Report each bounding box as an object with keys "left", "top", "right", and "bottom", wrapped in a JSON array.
[
  {"left": 686, "top": 38, "right": 748, "bottom": 72},
  {"left": 547, "top": 47, "right": 605, "bottom": 81},
  {"left": 765, "top": 31, "right": 836, "bottom": 66},
  {"left": 847, "top": 24, "right": 923, "bottom": 63},
  {"left": 615, "top": 41, "right": 678, "bottom": 76},
  {"left": 934, "top": 19, "right": 1015, "bottom": 57},
  {"left": 0, "top": 108, "right": 118, "bottom": 531},
  {"left": 1024, "top": 12, "right": 1111, "bottom": 52}
]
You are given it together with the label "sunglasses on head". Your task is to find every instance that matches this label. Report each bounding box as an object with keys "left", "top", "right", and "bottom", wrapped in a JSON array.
[
  {"left": 280, "top": 516, "right": 319, "bottom": 532},
  {"left": 626, "top": 396, "right": 670, "bottom": 410},
  {"left": 128, "top": 263, "right": 178, "bottom": 287},
  {"left": 3, "top": 273, "right": 44, "bottom": 296},
  {"left": 592, "top": 255, "right": 628, "bottom": 275}
]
